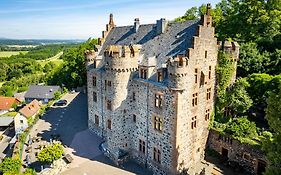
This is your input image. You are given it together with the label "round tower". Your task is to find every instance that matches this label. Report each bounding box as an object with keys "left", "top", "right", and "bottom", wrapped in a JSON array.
[{"left": 167, "top": 56, "right": 189, "bottom": 90}]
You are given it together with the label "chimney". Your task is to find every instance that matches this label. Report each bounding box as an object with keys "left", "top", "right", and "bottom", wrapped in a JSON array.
[
  {"left": 156, "top": 18, "right": 167, "bottom": 35},
  {"left": 109, "top": 13, "right": 115, "bottom": 27},
  {"left": 201, "top": 3, "right": 212, "bottom": 27},
  {"left": 134, "top": 18, "right": 140, "bottom": 32}
]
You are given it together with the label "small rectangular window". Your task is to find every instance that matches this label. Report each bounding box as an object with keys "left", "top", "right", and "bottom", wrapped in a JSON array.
[
  {"left": 107, "top": 100, "right": 112, "bottom": 110},
  {"left": 93, "top": 76, "right": 96, "bottom": 87},
  {"left": 95, "top": 115, "right": 99, "bottom": 126},
  {"left": 194, "top": 69, "right": 198, "bottom": 83},
  {"left": 133, "top": 114, "right": 136, "bottom": 122},
  {"left": 108, "top": 80, "right": 112, "bottom": 87},
  {"left": 157, "top": 71, "right": 163, "bottom": 82},
  {"left": 132, "top": 92, "right": 136, "bottom": 101},
  {"left": 140, "top": 68, "right": 148, "bottom": 79},
  {"left": 107, "top": 119, "right": 111, "bottom": 130},
  {"left": 205, "top": 109, "right": 210, "bottom": 121},
  {"left": 207, "top": 88, "right": 211, "bottom": 100},
  {"left": 93, "top": 91, "right": 97, "bottom": 102},
  {"left": 192, "top": 93, "right": 198, "bottom": 107},
  {"left": 209, "top": 66, "right": 211, "bottom": 79},
  {"left": 155, "top": 93, "right": 163, "bottom": 108},
  {"left": 153, "top": 116, "right": 163, "bottom": 131},
  {"left": 20, "top": 120, "right": 23, "bottom": 124},
  {"left": 139, "top": 139, "right": 145, "bottom": 154},
  {"left": 205, "top": 51, "right": 208, "bottom": 58},
  {"left": 105, "top": 80, "right": 107, "bottom": 91},
  {"left": 191, "top": 116, "right": 197, "bottom": 129},
  {"left": 153, "top": 147, "right": 161, "bottom": 164}
]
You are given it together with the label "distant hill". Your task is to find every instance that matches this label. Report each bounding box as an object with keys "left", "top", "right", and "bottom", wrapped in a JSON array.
[{"left": 0, "top": 38, "right": 85, "bottom": 46}]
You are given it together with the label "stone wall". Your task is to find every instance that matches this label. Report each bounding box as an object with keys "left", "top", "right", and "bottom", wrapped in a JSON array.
[{"left": 208, "top": 129, "right": 267, "bottom": 174}]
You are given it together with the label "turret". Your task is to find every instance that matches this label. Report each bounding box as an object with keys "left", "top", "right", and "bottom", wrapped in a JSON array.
[
  {"left": 167, "top": 55, "right": 189, "bottom": 90},
  {"left": 84, "top": 45, "right": 102, "bottom": 69},
  {"left": 104, "top": 44, "right": 141, "bottom": 72}
]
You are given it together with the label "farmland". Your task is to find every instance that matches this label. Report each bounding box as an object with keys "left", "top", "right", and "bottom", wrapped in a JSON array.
[{"left": 0, "top": 51, "right": 28, "bottom": 58}]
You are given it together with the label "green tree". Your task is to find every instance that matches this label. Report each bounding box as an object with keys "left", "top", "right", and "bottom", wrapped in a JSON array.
[
  {"left": 227, "top": 78, "right": 253, "bottom": 116},
  {"left": 225, "top": 117, "right": 258, "bottom": 138},
  {"left": 37, "top": 143, "right": 64, "bottom": 163},
  {"left": 53, "top": 91, "right": 62, "bottom": 100},
  {"left": 24, "top": 168, "right": 36, "bottom": 175},
  {"left": 0, "top": 157, "right": 21, "bottom": 174},
  {"left": 264, "top": 86, "right": 281, "bottom": 174}
]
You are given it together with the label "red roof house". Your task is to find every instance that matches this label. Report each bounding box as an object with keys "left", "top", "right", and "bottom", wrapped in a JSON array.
[
  {"left": 0, "top": 96, "right": 21, "bottom": 111},
  {"left": 19, "top": 99, "right": 41, "bottom": 118}
]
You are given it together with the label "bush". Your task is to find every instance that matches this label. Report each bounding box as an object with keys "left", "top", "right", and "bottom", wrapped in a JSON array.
[
  {"left": 37, "top": 143, "right": 64, "bottom": 163},
  {"left": 0, "top": 157, "right": 21, "bottom": 174},
  {"left": 225, "top": 117, "right": 258, "bottom": 138}
]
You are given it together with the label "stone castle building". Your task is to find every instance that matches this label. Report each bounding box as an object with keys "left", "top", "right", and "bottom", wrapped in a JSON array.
[{"left": 85, "top": 4, "right": 239, "bottom": 174}]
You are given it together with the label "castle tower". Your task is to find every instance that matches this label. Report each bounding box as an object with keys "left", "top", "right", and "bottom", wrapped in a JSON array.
[
  {"left": 170, "top": 3, "right": 218, "bottom": 174},
  {"left": 103, "top": 44, "right": 141, "bottom": 160}
]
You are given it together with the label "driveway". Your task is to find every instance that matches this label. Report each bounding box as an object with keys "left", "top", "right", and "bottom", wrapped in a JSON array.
[{"left": 27, "top": 92, "right": 151, "bottom": 175}]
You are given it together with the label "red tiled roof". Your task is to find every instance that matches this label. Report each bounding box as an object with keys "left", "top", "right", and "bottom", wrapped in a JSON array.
[
  {"left": 0, "top": 96, "right": 21, "bottom": 110},
  {"left": 19, "top": 99, "right": 41, "bottom": 118}
]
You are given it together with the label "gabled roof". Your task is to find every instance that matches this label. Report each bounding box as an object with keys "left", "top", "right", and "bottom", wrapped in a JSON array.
[
  {"left": 19, "top": 99, "right": 41, "bottom": 118},
  {"left": 24, "top": 85, "right": 60, "bottom": 100},
  {"left": 0, "top": 117, "right": 14, "bottom": 127},
  {"left": 100, "top": 20, "right": 199, "bottom": 67},
  {"left": 0, "top": 96, "right": 21, "bottom": 110}
]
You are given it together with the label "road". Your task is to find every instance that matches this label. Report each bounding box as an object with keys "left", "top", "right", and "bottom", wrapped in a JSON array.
[{"left": 26, "top": 92, "right": 151, "bottom": 175}]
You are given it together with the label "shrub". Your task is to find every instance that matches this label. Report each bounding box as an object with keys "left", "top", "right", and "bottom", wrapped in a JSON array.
[
  {"left": 0, "top": 157, "right": 21, "bottom": 174},
  {"left": 37, "top": 143, "right": 64, "bottom": 163}
]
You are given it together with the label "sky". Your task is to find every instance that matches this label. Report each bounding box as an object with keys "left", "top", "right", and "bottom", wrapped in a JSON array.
[{"left": 0, "top": 0, "right": 221, "bottom": 39}]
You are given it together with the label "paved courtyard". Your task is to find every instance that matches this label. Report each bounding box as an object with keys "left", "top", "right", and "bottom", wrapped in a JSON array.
[{"left": 26, "top": 92, "right": 151, "bottom": 175}]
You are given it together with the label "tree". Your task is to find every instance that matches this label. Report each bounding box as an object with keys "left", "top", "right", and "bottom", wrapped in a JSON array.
[
  {"left": 0, "top": 157, "right": 21, "bottom": 174},
  {"left": 227, "top": 78, "right": 253, "bottom": 116},
  {"left": 264, "top": 86, "right": 281, "bottom": 174},
  {"left": 225, "top": 117, "right": 257, "bottom": 138},
  {"left": 54, "top": 91, "right": 62, "bottom": 100},
  {"left": 37, "top": 143, "right": 64, "bottom": 163}
]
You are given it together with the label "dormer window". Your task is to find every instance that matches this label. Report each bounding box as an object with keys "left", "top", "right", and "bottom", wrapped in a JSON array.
[
  {"left": 157, "top": 70, "right": 163, "bottom": 82},
  {"left": 140, "top": 68, "right": 148, "bottom": 79}
]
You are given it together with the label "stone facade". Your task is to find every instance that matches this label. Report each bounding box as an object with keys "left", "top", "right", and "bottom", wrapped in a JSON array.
[
  {"left": 208, "top": 130, "right": 267, "bottom": 175},
  {"left": 86, "top": 4, "right": 239, "bottom": 175}
]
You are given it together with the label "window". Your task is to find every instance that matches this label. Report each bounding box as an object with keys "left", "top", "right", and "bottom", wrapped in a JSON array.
[
  {"left": 191, "top": 116, "right": 197, "bottom": 129},
  {"left": 107, "top": 100, "right": 112, "bottom": 111},
  {"left": 153, "top": 147, "right": 161, "bottom": 164},
  {"left": 139, "top": 139, "right": 145, "bottom": 154},
  {"left": 178, "top": 58, "right": 183, "bottom": 67},
  {"left": 93, "top": 91, "right": 97, "bottom": 102},
  {"left": 107, "top": 119, "right": 112, "bottom": 130},
  {"left": 192, "top": 93, "right": 198, "bottom": 107},
  {"left": 20, "top": 120, "right": 23, "bottom": 124},
  {"left": 155, "top": 93, "right": 163, "bottom": 108},
  {"left": 205, "top": 109, "right": 210, "bottom": 121},
  {"left": 205, "top": 51, "right": 208, "bottom": 58},
  {"left": 153, "top": 116, "right": 163, "bottom": 131},
  {"left": 105, "top": 80, "right": 107, "bottom": 91},
  {"left": 132, "top": 92, "right": 136, "bottom": 101},
  {"left": 194, "top": 69, "right": 198, "bottom": 83},
  {"left": 95, "top": 115, "right": 99, "bottom": 126},
  {"left": 207, "top": 88, "right": 211, "bottom": 100},
  {"left": 133, "top": 114, "right": 136, "bottom": 122},
  {"left": 93, "top": 76, "right": 96, "bottom": 87},
  {"left": 243, "top": 153, "right": 251, "bottom": 161},
  {"left": 157, "top": 71, "right": 163, "bottom": 82},
  {"left": 209, "top": 66, "right": 211, "bottom": 79},
  {"left": 140, "top": 68, "right": 148, "bottom": 79},
  {"left": 108, "top": 80, "right": 112, "bottom": 87}
]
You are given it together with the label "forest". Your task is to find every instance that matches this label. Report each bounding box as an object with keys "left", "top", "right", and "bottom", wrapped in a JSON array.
[{"left": 175, "top": 0, "right": 280, "bottom": 174}]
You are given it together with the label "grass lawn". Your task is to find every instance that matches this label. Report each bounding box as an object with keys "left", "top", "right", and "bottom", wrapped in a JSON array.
[
  {"left": 0, "top": 51, "right": 28, "bottom": 58},
  {"left": 37, "top": 51, "right": 63, "bottom": 66},
  {"left": 0, "top": 111, "right": 18, "bottom": 117}
]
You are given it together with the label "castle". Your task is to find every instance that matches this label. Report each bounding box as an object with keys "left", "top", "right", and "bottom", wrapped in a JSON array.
[{"left": 85, "top": 4, "right": 239, "bottom": 174}]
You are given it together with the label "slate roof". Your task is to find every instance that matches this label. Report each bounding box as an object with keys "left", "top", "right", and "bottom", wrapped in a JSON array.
[
  {"left": 0, "top": 117, "right": 14, "bottom": 127},
  {"left": 19, "top": 99, "right": 41, "bottom": 118},
  {"left": 0, "top": 96, "right": 20, "bottom": 110},
  {"left": 24, "top": 85, "right": 60, "bottom": 100},
  {"left": 100, "top": 20, "right": 199, "bottom": 67}
]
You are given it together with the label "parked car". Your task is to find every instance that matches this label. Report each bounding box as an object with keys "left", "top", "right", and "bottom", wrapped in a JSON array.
[{"left": 53, "top": 99, "right": 67, "bottom": 106}]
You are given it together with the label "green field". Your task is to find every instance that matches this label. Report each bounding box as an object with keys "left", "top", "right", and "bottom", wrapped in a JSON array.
[
  {"left": 0, "top": 51, "right": 28, "bottom": 58},
  {"left": 37, "top": 51, "right": 63, "bottom": 66}
]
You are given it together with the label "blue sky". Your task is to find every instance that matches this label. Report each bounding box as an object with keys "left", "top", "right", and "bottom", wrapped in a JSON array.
[{"left": 0, "top": 0, "right": 221, "bottom": 39}]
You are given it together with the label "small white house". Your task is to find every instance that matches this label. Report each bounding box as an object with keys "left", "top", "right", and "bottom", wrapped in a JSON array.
[{"left": 14, "top": 114, "right": 28, "bottom": 134}]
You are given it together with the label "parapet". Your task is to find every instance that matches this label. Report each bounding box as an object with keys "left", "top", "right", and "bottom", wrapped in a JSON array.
[
  {"left": 167, "top": 55, "right": 189, "bottom": 77},
  {"left": 104, "top": 44, "right": 141, "bottom": 58},
  {"left": 218, "top": 41, "right": 240, "bottom": 61}
]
